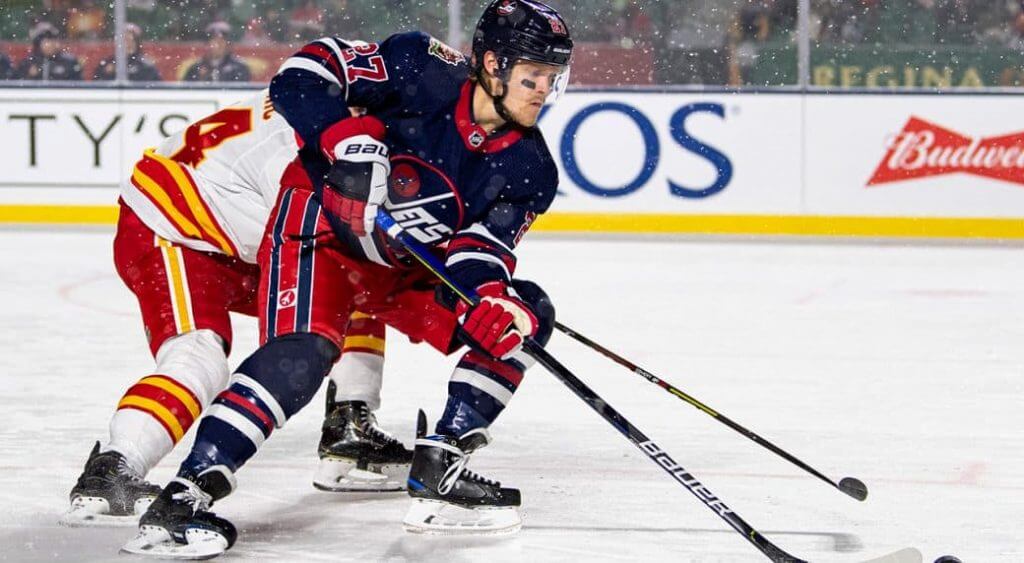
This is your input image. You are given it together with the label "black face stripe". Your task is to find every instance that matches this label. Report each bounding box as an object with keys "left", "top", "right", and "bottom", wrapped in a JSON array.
[{"left": 520, "top": 78, "right": 537, "bottom": 89}]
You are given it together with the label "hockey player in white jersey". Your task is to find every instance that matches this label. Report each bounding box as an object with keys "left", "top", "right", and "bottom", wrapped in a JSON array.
[{"left": 62, "top": 92, "right": 410, "bottom": 527}]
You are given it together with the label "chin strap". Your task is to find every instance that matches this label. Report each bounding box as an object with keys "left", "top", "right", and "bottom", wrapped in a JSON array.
[{"left": 477, "top": 65, "right": 518, "bottom": 127}]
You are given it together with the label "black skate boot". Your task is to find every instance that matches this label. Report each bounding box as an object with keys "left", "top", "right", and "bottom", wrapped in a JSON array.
[
  {"left": 314, "top": 397, "right": 413, "bottom": 492},
  {"left": 403, "top": 411, "right": 521, "bottom": 535},
  {"left": 121, "top": 466, "right": 237, "bottom": 559},
  {"left": 61, "top": 441, "right": 162, "bottom": 527}
]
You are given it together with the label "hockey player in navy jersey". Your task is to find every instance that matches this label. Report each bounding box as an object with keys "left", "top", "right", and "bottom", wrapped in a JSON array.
[{"left": 124, "top": 0, "right": 573, "bottom": 556}]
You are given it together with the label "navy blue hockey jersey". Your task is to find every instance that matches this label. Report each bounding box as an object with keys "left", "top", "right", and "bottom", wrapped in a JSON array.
[{"left": 270, "top": 32, "right": 559, "bottom": 290}]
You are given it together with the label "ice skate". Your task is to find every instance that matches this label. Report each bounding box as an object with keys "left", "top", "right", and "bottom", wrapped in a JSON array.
[
  {"left": 121, "top": 466, "right": 237, "bottom": 560},
  {"left": 403, "top": 411, "right": 521, "bottom": 535},
  {"left": 314, "top": 400, "right": 413, "bottom": 492},
  {"left": 60, "top": 441, "right": 161, "bottom": 527}
]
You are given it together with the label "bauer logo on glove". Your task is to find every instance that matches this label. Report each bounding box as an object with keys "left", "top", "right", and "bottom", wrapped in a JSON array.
[
  {"left": 319, "top": 116, "right": 391, "bottom": 237},
  {"left": 343, "top": 143, "right": 389, "bottom": 157}
]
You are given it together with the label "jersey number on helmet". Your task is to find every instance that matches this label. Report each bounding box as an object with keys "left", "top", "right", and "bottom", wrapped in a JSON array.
[{"left": 171, "top": 107, "right": 254, "bottom": 167}]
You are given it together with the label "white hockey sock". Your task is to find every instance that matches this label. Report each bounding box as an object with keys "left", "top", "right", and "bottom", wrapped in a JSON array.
[
  {"left": 328, "top": 351, "right": 383, "bottom": 410},
  {"left": 106, "top": 329, "right": 229, "bottom": 476}
]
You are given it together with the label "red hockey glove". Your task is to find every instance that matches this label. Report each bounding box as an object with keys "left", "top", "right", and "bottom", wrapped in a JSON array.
[
  {"left": 458, "top": 281, "right": 539, "bottom": 360},
  {"left": 320, "top": 117, "right": 390, "bottom": 237}
]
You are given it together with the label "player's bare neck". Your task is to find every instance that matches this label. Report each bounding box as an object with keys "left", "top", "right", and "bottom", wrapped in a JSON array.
[{"left": 473, "top": 79, "right": 507, "bottom": 134}]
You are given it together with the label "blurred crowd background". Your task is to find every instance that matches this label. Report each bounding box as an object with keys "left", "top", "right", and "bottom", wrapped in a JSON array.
[{"left": 2, "top": 0, "right": 1024, "bottom": 87}]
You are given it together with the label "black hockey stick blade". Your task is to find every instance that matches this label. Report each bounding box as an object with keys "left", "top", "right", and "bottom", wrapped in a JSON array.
[
  {"left": 839, "top": 476, "right": 869, "bottom": 501},
  {"left": 861, "top": 547, "right": 923, "bottom": 563}
]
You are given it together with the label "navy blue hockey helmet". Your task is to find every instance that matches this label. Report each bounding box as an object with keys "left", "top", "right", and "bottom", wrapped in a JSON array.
[
  {"left": 472, "top": 0, "right": 573, "bottom": 115},
  {"left": 473, "top": 0, "right": 573, "bottom": 72}
]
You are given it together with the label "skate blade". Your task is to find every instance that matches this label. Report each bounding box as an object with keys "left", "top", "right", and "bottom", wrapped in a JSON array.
[
  {"left": 121, "top": 526, "right": 227, "bottom": 560},
  {"left": 313, "top": 458, "right": 408, "bottom": 492},
  {"left": 402, "top": 499, "right": 521, "bottom": 536},
  {"left": 59, "top": 496, "right": 151, "bottom": 528}
]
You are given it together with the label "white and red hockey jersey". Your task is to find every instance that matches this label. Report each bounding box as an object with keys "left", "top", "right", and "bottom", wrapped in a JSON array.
[{"left": 120, "top": 91, "right": 302, "bottom": 263}]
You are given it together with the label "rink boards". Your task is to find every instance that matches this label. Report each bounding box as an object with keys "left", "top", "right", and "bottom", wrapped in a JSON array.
[{"left": 1, "top": 87, "right": 1022, "bottom": 239}]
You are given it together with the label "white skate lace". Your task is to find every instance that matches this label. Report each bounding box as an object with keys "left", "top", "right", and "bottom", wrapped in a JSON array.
[
  {"left": 169, "top": 478, "right": 213, "bottom": 512},
  {"left": 437, "top": 450, "right": 500, "bottom": 495}
]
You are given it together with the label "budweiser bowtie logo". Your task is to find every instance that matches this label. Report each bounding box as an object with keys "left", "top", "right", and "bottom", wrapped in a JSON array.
[{"left": 867, "top": 117, "right": 1024, "bottom": 187}]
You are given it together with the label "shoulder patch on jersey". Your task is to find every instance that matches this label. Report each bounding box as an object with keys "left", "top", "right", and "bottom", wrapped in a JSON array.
[
  {"left": 496, "top": 1, "right": 517, "bottom": 16},
  {"left": 427, "top": 37, "right": 466, "bottom": 66}
]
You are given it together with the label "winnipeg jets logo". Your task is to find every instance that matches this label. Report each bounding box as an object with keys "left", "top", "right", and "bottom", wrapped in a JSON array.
[
  {"left": 391, "top": 207, "right": 453, "bottom": 243},
  {"left": 497, "top": 1, "right": 516, "bottom": 15},
  {"left": 390, "top": 163, "right": 422, "bottom": 197},
  {"left": 468, "top": 130, "right": 485, "bottom": 148}
]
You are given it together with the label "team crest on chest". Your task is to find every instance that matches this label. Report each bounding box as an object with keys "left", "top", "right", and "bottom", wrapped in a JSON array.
[
  {"left": 385, "top": 156, "right": 463, "bottom": 243},
  {"left": 427, "top": 37, "right": 466, "bottom": 66}
]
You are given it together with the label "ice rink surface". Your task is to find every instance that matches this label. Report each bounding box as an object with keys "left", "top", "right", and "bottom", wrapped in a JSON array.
[{"left": 1, "top": 229, "right": 1021, "bottom": 562}]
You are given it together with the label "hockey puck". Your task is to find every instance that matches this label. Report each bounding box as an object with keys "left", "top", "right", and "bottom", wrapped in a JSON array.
[
  {"left": 838, "top": 476, "right": 868, "bottom": 501},
  {"left": 934, "top": 557, "right": 962, "bottom": 563}
]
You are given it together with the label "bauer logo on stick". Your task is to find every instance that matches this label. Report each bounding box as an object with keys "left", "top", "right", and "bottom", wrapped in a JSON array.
[{"left": 639, "top": 440, "right": 734, "bottom": 516}]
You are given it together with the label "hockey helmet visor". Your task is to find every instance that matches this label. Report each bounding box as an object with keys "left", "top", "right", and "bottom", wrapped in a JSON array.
[{"left": 510, "top": 59, "right": 570, "bottom": 105}]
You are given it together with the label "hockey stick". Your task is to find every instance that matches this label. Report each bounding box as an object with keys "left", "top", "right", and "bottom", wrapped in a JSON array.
[
  {"left": 375, "top": 211, "right": 806, "bottom": 563},
  {"left": 553, "top": 321, "right": 869, "bottom": 502}
]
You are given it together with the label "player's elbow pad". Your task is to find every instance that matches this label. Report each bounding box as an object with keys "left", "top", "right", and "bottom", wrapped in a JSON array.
[{"left": 269, "top": 70, "right": 351, "bottom": 147}]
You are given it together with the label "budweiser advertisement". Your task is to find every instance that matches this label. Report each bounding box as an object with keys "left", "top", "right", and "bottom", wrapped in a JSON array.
[
  {"left": 805, "top": 95, "right": 1024, "bottom": 217},
  {"left": 869, "top": 117, "right": 1024, "bottom": 187}
]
